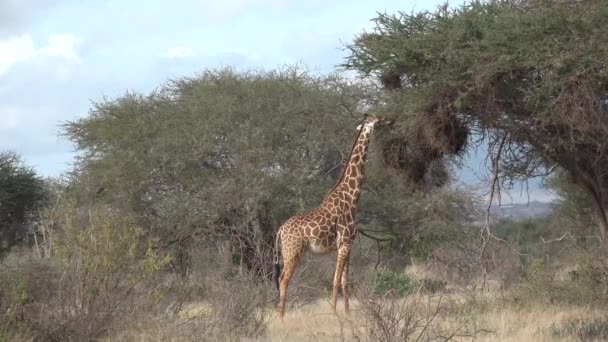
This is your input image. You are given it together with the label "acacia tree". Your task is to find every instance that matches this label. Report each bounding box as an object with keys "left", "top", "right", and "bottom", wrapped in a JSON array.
[
  {"left": 344, "top": 0, "right": 608, "bottom": 248},
  {"left": 62, "top": 67, "right": 377, "bottom": 275},
  {"left": 0, "top": 151, "right": 47, "bottom": 256}
]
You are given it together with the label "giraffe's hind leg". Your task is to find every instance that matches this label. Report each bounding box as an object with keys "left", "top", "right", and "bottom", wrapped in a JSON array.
[
  {"left": 278, "top": 257, "right": 298, "bottom": 319},
  {"left": 278, "top": 234, "right": 306, "bottom": 319},
  {"left": 341, "top": 255, "right": 351, "bottom": 314},
  {"left": 331, "top": 246, "right": 349, "bottom": 313}
]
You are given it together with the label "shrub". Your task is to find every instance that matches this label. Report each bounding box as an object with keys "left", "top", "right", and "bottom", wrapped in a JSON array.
[
  {"left": 525, "top": 258, "right": 559, "bottom": 303},
  {"left": 349, "top": 289, "right": 481, "bottom": 342},
  {"left": 525, "top": 255, "right": 608, "bottom": 305},
  {"left": 0, "top": 255, "right": 63, "bottom": 341},
  {"left": 565, "top": 257, "right": 608, "bottom": 304},
  {"left": 206, "top": 274, "right": 271, "bottom": 338},
  {"left": 417, "top": 277, "right": 446, "bottom": 294},
  {"left": 0, "top": 201, "right": 171, "bottom": 341},
  {"left": 551, "top": 317, "right": 608, "bottom": 341},
  {"left": 371, "top": 270, "right": 413, "bottom": 297}
]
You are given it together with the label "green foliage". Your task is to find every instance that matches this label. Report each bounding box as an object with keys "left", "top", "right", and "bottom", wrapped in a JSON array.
[
  {"left": 525, "top": 258, "right": 557, "bottom": 302},
  {"left": 0, "top": 255, "right": 63, "bottom": 341},
  {"left": 0, "top": 151, "right": 47, "bottom": 256},
  {"left": 546, "top": 172, "right": 597, "bottom": 240},
  {"left": 525, "top": 255, "right": 608, "bottom": 305},
  {"left": 345, "top": 0, "right": 608, "bottom": 243},
  {"left": 361, "top": 186, "right": 479, "bottom": 261},
  {"left": 49, "top": 200, "right": 172, "bottom": 316},
  {"left": 493, "top": 218, "right": 558, "bottom": 246},
  {"left": 61, "top": 66, "right": 375, "bottom": 273},
  {"left": 371, "top": 270, "right": 413, "bottom": 296},
  {"left": 0, "top": 200, "right": 172, "bottom": 341}
]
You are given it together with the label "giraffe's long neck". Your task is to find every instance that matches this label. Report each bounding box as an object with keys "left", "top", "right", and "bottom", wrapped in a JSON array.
[{"left": 323, "top": 124, "right": 372, "bottom": 211}]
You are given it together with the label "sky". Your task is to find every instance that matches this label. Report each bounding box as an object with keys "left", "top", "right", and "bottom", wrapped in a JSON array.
[{"left": 0, "top": 0, "right": 556, "bottom": 203}]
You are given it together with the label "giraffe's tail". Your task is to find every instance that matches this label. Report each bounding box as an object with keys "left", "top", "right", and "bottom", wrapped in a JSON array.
[{"left": 273, "top": 227, "right": 282, "bottom": 292}]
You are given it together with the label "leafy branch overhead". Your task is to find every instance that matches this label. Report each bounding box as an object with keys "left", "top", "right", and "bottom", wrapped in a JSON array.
[{"left": 344, "top": 0, "right": 608, "bottom": 247}]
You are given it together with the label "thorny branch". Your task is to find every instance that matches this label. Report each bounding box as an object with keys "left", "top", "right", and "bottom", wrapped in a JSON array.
[
  {"left": 540, "top": 232, "right": 572, "bottom": 244},
  {"left": 480, "top": 134, "right": 508, "bottom": 289}
]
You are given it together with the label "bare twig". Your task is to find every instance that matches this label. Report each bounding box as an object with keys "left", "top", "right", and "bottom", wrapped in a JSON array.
[
  {"left": 540, "top": 232, "right": 572, "bottom": 244},
  {"left": 480, "top": 134, "right": 507, "bottom": 289},
  {"left": 359, "top": 229, "right": 394, "bottom": 242}
]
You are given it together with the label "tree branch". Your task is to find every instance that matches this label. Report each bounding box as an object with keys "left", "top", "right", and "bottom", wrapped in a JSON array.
[{"left": 358, "top": 229, "right": 394, "bottom": 242}]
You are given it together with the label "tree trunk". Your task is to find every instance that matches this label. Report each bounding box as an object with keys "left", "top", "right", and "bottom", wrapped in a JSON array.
[
  {"left": 594, "top": 205, "right": 608, "bottom": 250},
  {"left": 584, "top": 182, "right": 608, "bottom": 251},
  {"left": 571, "top": 168, "right": 608, "bottom": 252}
]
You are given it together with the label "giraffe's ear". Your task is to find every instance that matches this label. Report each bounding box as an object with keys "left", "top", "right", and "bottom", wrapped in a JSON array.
[{"left": 356, "top": 124, "right": 363, "bottom": 131}]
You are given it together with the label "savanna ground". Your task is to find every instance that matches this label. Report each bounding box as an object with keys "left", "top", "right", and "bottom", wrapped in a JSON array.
[
  {"left": 4, "top": 205, "right": 608, "bottom": 342},
  {"left": 109, "top": 240, "right": 608, "bottom": 342}
]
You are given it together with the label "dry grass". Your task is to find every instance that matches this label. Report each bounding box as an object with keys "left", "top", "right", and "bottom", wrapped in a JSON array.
[
  {"left": 258, "top": 297, "right": 603, "bottom": 342},
  {"left": 473, "top": 306, "right": 605, "bottom": 342},
  {"left": 125, "top": 280, "right": 597, "bottom": 342},
  {"left": 261, "top": 300, "right": 352, "bottom": 342},
  {"left": 258, "top": 262, "right": 605, "bottom": 342},
  {"left": 9, "top": 258, "right": 603, "bottom": 342}
]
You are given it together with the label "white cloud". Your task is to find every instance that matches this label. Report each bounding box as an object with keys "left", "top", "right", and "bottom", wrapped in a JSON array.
[
  {"left": 0, "top": 34, "right": 36, "bottom": 76},
  {"left": 167, "top": 46, "right": 195, "bottom": 58},
  {"left": 0, "top": 33, "right": 81, "bottom": 78},
  {"left": 40, "top": 34, "right": 80, "bottom": 62}
]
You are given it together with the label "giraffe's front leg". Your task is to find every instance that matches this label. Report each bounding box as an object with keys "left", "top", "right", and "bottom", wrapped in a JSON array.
[{"left": 331, "top": 246, "right": 349, "bottom": 313}]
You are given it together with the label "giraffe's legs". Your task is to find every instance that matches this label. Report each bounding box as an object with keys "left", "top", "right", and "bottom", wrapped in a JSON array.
[
  {"left": 341, "top": 255, "right": 351, "bottom": 314},
  {"left": 278, "top": 258, "right": 297, "bottom": 319},
  {"left": 331, "top": 246, "right": 349, "bottom": 313}
]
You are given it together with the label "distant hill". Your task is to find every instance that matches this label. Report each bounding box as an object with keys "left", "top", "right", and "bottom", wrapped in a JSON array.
[{"left": 489, "top": 201, "right": 557, "bottom": 221}]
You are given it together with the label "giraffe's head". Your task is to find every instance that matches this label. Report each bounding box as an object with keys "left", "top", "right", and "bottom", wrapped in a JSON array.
[{"left": 356, "top": 114, "right": 393, "bottom": 133}]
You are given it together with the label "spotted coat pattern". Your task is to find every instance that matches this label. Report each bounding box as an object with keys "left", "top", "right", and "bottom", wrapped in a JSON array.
[{"left": 275, "top": 115, "right": 385, "bottom": 318}]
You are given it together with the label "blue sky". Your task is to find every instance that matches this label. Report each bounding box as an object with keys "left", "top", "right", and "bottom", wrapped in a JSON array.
[{"left": 0, "top": 0, "right": 556, "bottom": 203}]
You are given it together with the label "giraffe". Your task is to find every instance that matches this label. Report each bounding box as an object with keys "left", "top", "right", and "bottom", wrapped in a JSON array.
[{"left": 273, "top": 114, "right": 391, "bottom": 319}]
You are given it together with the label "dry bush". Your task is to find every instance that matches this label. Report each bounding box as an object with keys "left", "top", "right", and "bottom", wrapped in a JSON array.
[
  {"left": 143, "top": 274, "right": 273, "bottom": 341},
  {"left": 551, "top": 317, "right": 608, "bottom": 341},
  {"left": 0, "top": 254, "right": 62, "bottom": 341},
  {"left": 347, "top": 288, "right": 482, "bottom": 342},
  {"left": 522, "top": 251, "right": 608, "bottom": 307},
  {"left": 106, "top": 250, "right": 273, "bottom": 341},
  {"left": 0, "top": 201, "right": 171, "bottom": 341},
  {"left": 120, "top": 244, "right": 275, "bottom": 341},
  {"left": 285, "top": 255, "right": 337, "bottom": 307},
  {"left": 205, "top": 273, "right": 272, "bottom": 338}
]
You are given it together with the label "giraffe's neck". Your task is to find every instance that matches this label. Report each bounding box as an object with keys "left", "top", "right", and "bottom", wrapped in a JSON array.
[{"left": 323, "top": 125, "right": 372, "bottom": 210}]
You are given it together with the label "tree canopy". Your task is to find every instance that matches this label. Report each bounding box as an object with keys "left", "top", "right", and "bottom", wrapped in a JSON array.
[
  {"left": 0, "top": 151, "right": 47, "bottom": 256},
  {"left": 60, "top": 67, "right": 477, "bottom": 274},
  {"left": 62, "top": 67, "right": 377, "bottom": 273},
  {"left": 344, "top": 0, "right": 608, "bottom": 246}
]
